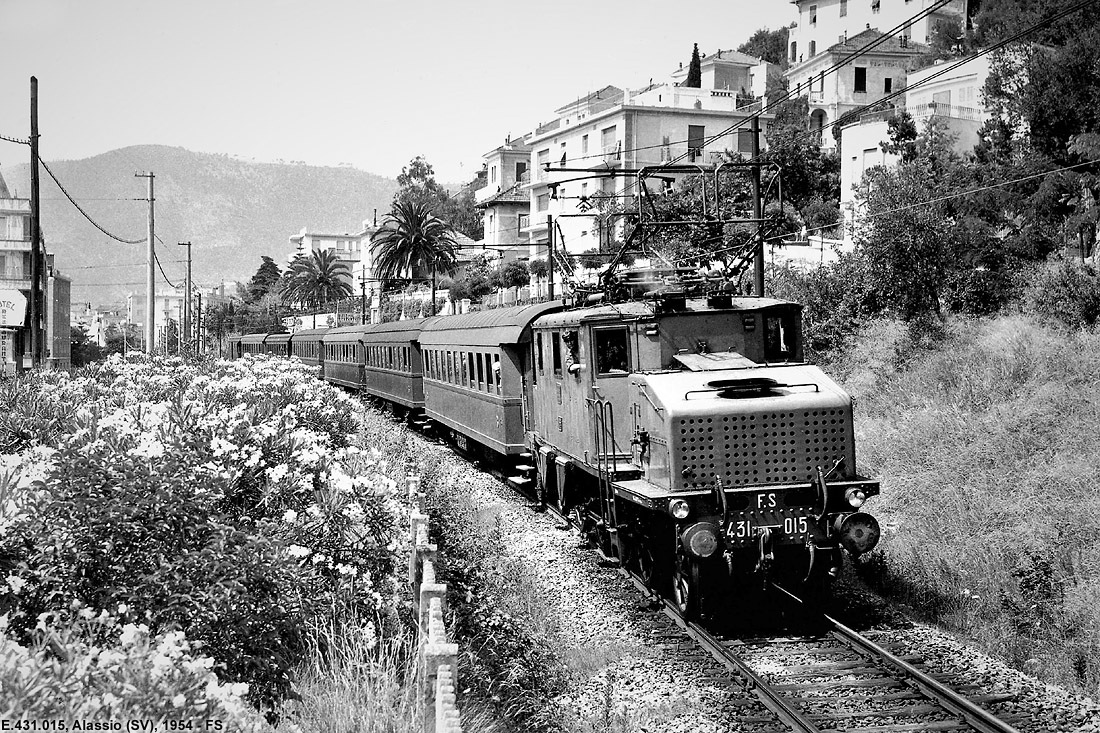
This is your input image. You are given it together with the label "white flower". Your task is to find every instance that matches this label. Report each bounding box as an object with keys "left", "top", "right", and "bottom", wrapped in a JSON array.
[
  {"left": 282, "top": 509, "right": 298, "bottom": 523},
  {"left": 119, "top": 622, "right": 147, "bottom": 647},
  {"left": 335, "top": 563, "right": 358, "bottom": 577},
  {"left": 5, "top": 574, "right": 25, "bottom": 595},
  {"left": 118, "top": 603, "right": 129, "bottom": 614},
  {"left": 287, "top": 544, "right": 311, "bottom": 559},
  {"left": 171, "top": 694, "right": 186, "bottom": 709}
]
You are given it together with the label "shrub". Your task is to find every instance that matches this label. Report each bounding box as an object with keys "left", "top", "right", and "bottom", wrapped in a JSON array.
[
  {"left": 1, "top": 354, "right": 405, "bottom": 713},
  {"left": 1026, "top": 259, "right": 1100, "bottom": 328},
  {"left": 0, "top": 611, "right": 268, "bottom": 728}
]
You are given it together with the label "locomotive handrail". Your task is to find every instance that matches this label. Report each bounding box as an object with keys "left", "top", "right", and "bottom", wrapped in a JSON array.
[
  {"left": 683, "top": 382, "right": 820, "bottom": 400},
  {"left": 635, "top": 383, "right": 664, "bottom": 414}
]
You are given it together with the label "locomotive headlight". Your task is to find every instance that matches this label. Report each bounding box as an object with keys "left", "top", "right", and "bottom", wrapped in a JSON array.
[
  {"left": 669, "top": 498, "right": 691, "bottom": 520},
  {"left": 845, "top": 487, "right": 867, "bottom": 508}
]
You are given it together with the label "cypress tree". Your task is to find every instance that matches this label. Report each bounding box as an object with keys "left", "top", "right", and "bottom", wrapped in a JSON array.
[{"left": 686, "top": 43, "right": 702, "bottom": 88}]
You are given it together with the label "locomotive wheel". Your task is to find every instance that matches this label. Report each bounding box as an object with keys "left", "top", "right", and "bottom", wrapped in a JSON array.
[{"left": 673, "top": 557, "right": 703, "bottom": 621}]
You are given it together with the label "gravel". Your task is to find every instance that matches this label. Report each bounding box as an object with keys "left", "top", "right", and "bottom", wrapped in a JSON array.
[{"left": 414, "top": 433, "right": 1100, "bottom": 733}]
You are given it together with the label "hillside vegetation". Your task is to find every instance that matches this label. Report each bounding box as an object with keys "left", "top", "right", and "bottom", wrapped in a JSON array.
[
  {"left": 833, "top": 314, "right": 1100, "bottom": 697},
  {"left": 4, "top": 146, "right": 398, "bottom": 304}
]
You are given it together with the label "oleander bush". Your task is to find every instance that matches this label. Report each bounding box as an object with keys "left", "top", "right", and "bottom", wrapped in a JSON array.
[{"left": 0, "top": 354, "right": 407, "bottom": 717}]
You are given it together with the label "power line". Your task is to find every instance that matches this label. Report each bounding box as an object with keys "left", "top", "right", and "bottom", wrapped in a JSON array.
[
  {"left": 764, "top": 158, "right": 1100, "bottom": 245},
  {"left": 1, "top": 133, "right": 29, "bottom": 146},
  {"left": 38, "top": 159, "right": 144, "bottom": 244},
  {"left": 153, "top": 249, "right": 180, "bottom": 288},
  {"left": 549, "top": 0, "right": 954, "bottom": 169}
]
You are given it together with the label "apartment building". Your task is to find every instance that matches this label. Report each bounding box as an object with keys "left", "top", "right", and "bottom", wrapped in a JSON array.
[
  {"left": 787, "top": 28, "right": 928, "bottom": 147},
  {"left": 788, "top": 0, "right": 971, "bottom": 64},
  {"left": 0, "top": 169, "right": 71, "bottom": 372},
  {"left": 524, "top": 50, "right": 775, "bottom": 260},
  {"left": 475, "top": 138, "right": 532, "bottom": 264},
  {"left": 289, "top": 223, "right": 374, "bottom": 290},
  {"left": 838, "top": 54, "right": 991, "bottom": 238}
]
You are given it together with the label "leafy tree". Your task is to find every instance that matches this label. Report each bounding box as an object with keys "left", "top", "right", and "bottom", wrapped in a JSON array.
[
  {"left": 737, "top": 26, "right": 790, "bottom": 67},
  {"left": 244, "top": 256, "right": 282, "bottom": 304},
  {"left": 880, "top": 111, "right": 919, "bottom": 163},
  {"left": 393, "top": 156, "right": 483, "bottom": 240},
  {"left": 70, "top": 326, "right": 105, "bottom": 367},
  {"left": 281, "top": 249, "right": 354, "bottom": 309},
  {"left": 371, "top": 200, "right": 459, "bottom": 313},
  {"left": 491, "top": 260, "right": 531, "bottom": 291},
  {"left": 685, "top": 43, "right": 702, "bottom": 88},
  {"left": 528, "top": 259, "right": 549, "bottom": 279},
  {"left": 765, "top": 97, "right": 841, "bottom": 209}
]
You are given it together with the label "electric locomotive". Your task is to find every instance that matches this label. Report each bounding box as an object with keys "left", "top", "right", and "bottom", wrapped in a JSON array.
[{"left": 521, "top": 273, "right": 879, "bottom": 620}]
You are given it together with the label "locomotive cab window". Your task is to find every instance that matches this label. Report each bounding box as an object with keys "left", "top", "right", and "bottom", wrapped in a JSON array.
[
  {"left": 552, "top": 331, "right": 562, "bottom": 376},
  {"left": 764, "top": 313, "right": 797, "bottom": 362},
  {"left": 594, "top": 328, "right": 629, "bottom": 375}
]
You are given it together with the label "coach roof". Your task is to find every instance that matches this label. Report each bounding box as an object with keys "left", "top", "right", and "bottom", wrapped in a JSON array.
[{"left": 420, "top": 301, "right": 563, "bottom": 347}]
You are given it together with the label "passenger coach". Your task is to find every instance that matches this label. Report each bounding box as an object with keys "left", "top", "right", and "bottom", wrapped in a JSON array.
[{"left": 420, "top": 302, "right": 561, "bottom": 455}]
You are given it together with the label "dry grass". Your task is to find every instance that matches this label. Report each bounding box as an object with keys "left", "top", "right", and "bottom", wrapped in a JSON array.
[
  {"left": 283, "top": 616, "right": 421, "bottom": 733},
  {"left": 833, "top": 315, "right": 1100, "bottom": 698}
]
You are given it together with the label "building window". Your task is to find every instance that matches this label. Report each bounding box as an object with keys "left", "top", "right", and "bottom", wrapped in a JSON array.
[
  {"left": 840, "top": 0, "right": 847, "bottom": 16},
  {"left": 687, "top": 125, "right": 705, "bottom": 161},
  {"left": 518, "top": 213, "right": 529, "bottom": 233},
  {"left": 789, "top": 41, "right": 797, "bottom": 62},
  {"left": 491, "top": 165, "right": 497, "bottom": 183},
  {"left": 559, "top": 141, "right": 567, "bottom": 166},
  {"left": 537, "top": 148, "right": 549, "bottom": 173},
  {"left": 537, "top": 194, "right": 550, "bottom": 212},
  {"left": 516, "top": 161, "right": 527, "bottom": 180},
  {"left": 809, "top": 4, "right": 817, "bottom": 25},
  {"left": 809, "top": 40, "right": 816, "bottom": 56},
  {"left": 854, "top": 66, "right": 867, "bottom": 93},
  {"left": 582, "top": 134, "right": 589, "bottom": 154},
  {"left": 884, "top": 77, "right": 892, "bottom": 93},
  {"left": 22, "top": 216, "right": 31, "bottom": 241},
  {"left": 871, "top": 0, "right": 880, "bottom": 12},
  {"left": 737, "top": 129, "right": 753, "bottom": 154}
]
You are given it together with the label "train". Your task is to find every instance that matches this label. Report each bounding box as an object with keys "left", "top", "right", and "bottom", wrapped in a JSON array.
[{"left": 227, "top": 272, "right": 881, "bottom": 623}]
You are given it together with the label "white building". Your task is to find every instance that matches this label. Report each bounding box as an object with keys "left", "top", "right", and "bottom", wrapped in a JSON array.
[
  {"left": 787, "top": 0, "right": 972, "bottom": 65},
  {"left": 523, "top": 50, "right": 775, "bottom": 266},
  {"left": 838, "top": 54, "right": 991, "bottom": 240}
]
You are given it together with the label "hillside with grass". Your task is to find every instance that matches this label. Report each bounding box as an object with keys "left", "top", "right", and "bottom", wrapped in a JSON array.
[{"left": 824, "top": 312, "right": 1100, "bottom": 697}]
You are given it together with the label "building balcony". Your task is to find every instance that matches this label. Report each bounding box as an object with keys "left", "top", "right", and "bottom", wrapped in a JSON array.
[
  {"left": 0, "top": 271, "right": 31, "bottom": 289},
  {"left": 602, "top": 143, "right": 622, "bottom": 166},
  {"left": 0, "top": 240, "right": 32, "bottom": 252},
  {"left": 909, "top": 102, "right": 985, "bottom": 121}
]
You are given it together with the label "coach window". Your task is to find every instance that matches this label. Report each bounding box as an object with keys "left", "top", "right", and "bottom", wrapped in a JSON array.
[
  {"left": 486, "top": 354, "right": 496, "bottom": 393},
  {"left": 492, "top": 354, "right": 502, "bottom": 394},
  {"left": 476, "top": 353, "right": 485, "bottom": 391},
  {"left": 594, "top": 328, "right": 629, "bottom": 375},
  {"left": 552, "top": 331, "right": 562, "bottom": 376}
]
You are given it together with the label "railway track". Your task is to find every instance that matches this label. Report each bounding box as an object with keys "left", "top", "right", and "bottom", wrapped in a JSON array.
[{"left": 419, "top": 422, "right": 1028, "bottom": 733}]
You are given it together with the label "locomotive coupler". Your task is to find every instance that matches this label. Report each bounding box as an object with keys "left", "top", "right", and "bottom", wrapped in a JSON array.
[{"left": 755, "top": 527, "right": 775, "bottom": 577}]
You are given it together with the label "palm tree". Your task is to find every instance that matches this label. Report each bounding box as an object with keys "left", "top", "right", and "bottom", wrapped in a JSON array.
[
  {"left": 370, "top": 201, "right": 459, "bottom": 315},
  {"left": 282, "top": 249, "right": 354, "bottom": 310}
]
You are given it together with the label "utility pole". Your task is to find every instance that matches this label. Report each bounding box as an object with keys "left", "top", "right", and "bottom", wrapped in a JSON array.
[
  {"left": 195, "top": 291, "right": 202, "bottom": 353},
  {"left": 547, "top": 214, "right": 555, "bottom": 300},
  {"left": 359, "top": 272, "right": 367, "bottom": 325},
  {"left": 29, "top": 77, "right": 43, "bottom": 369},
  {"left": 751, "top": 116, "right": 764, "bottom": 297},
  {"left": 177, "top": 241, "right": 192, "bottom": 352},
  {"left": 135, "top": 172, "right": 155, "bottom": 354}
]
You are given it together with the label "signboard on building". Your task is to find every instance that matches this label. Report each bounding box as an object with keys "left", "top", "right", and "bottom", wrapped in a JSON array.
[{"left": 0, "top": 290, "right": 28, "bottom": 328}]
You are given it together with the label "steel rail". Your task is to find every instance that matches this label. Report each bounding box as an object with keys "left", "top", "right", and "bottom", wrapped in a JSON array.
[{"left": 772, "top": 583, "right": 1021, "bottom": 733}]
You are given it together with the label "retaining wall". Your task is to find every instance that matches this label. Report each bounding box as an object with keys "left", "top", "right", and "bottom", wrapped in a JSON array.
[{"left": 407, "top": 468, "right": 463, "bottom": 733}]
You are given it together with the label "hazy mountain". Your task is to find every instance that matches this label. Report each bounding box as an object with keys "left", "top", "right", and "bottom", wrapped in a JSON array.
[{"left": 1, "top": 145, "right": 399, "bottom": 305}]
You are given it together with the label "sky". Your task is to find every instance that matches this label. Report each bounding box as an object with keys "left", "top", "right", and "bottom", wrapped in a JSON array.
[{"left": 0, "top": 0, "right": 796, "bottom": 183}]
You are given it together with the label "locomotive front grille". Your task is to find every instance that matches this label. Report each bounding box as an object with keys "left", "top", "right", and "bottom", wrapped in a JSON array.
[{"left": 677, "top": 409, "right": 849, "bottom": 488}]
